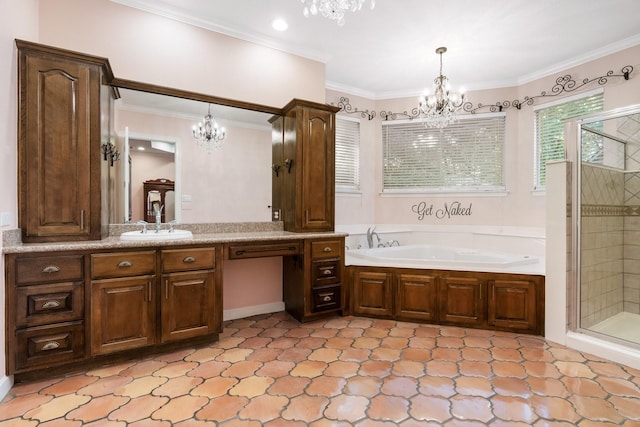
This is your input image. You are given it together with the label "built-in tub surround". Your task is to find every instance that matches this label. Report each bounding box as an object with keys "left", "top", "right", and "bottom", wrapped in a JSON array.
[{"left": 339, "top": 224, "right": 545, "bottom": 275}]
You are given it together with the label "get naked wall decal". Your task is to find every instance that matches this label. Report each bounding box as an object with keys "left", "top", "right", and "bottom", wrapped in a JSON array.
[{"left": 411, "top": 201, "right": 473, "bottom": 220}]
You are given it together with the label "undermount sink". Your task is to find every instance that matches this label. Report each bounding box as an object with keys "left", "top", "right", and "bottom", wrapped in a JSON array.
[{"left": 120, "top": 229, "right": 193, "bottom": 241}]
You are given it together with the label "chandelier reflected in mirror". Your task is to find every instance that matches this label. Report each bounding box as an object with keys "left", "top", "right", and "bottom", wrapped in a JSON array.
[
  {"left": 302, "top": 0, "right": 375, "bottom": 26},
  {"left": 192, "top": 104, "right": 226, "bottom": 152},
  {"left": 418, "top": 47, "right": 466, "bottom": 129}
]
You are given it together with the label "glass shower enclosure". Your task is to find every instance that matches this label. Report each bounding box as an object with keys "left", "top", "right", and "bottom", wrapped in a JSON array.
[{"left": 573, "top": 104, "right": 640, "bottom": 347}]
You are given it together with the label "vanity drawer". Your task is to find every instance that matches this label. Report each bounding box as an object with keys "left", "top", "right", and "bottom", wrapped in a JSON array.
[
  {"left": 15, "top": 255, "right": 84, "bottom": 285},
  {"left": 91, "top": 251, "right": 156, "bottom": 279},
  {"left": 310, "top": 240, "right": 342, "bottom": 259},
  {"left": 15, "top": 321, "right": 84, "bottom": 371},
  {"left": 311, "top": 285, "right": 341, "bottom": 313},
  {"left": 16, "top": 282, "right": 84, "bottom": 328},
  {"left": 312, "top": 259, "right": 341, "bottom": 285},
  {"left": 228, "top": 241, "right": 302, "bottom": 259},
  {"left": 162, "top": 248, "right": 215, "bottom": 272}
]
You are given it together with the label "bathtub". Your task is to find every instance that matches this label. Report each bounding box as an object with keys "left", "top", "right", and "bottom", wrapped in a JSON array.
[{"left": 347, "top": 244, "right": 543, "bottom": 275}]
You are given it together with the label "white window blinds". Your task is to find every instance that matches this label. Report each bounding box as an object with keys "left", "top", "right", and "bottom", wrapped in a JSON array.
[
  {"left": 382, "top": 114, "right": 506, "bottom": 192},
  {"left": 335, "top": 116, "right": 360, "bottom": 190},
  {"left": 534, "top": 91, "right": 604, "bottom": 188}
]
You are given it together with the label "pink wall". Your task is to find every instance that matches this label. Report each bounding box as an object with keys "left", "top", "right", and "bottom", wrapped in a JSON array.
[{"left": 37, "top": 0, "right": 326, "bottom": 107}]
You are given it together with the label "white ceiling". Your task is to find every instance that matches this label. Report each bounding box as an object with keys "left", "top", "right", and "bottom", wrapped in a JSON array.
[{"left": 112, "top": 0, "right": 640, "bottom": 99}]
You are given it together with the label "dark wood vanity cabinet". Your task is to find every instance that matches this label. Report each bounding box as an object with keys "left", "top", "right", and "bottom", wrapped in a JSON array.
[
  {"left": 348, "top": 266, "right": 544, "bottom": 335},
  {"left": 272, "top": 100, "right": 341, "bottom": 232},
  {"left": 160, "top": 247, "right": 221, "bottom": 343},
  {"left": 5, "top": 253, "right": 86, "bottom": 373},
  {"left": 283, "top": 237, "right": 345, "bottom": 322},
  {"left": 90, "top": 251, "right": 157, "bottom": 355},
  {"left": 5, "top": 245, "right": 223, "bottom": 378},
  {"left": 17, "top": 40, "right": 114, "bottom": 243}
]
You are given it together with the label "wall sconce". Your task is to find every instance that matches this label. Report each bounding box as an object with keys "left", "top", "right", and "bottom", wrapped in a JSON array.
[{"left": 102, "top": 142, "right": 120, "bottom": 167}]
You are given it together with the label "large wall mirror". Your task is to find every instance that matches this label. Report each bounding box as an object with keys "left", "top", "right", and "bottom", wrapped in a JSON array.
[{"left": 109, "top": 86, "right": 279, "bottom": 225}]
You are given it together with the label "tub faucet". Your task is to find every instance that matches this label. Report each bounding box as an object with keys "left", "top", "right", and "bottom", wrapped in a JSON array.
[{"left": 367, "top": 226, "right": 380, "bottom": 248}]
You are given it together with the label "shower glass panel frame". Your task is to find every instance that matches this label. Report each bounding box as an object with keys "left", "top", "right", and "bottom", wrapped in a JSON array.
[{"left": 572, "top": 103, "right": 640, "bottom": 349}]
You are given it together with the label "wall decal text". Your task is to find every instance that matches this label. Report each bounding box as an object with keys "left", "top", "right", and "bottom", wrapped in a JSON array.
[{"left": 412, "top": 201, "right": 473, "bottom": 220}]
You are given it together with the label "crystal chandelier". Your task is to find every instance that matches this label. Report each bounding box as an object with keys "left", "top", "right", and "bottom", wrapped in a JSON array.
[
  {"left": 302, "top": 0, "right": 375, "bottom": 26},
  {"left": 418, "top": 47, "right": 466, "bottom": 129},
  {"left": 192, "top": 104, "right": 226, "bottom": 152}
]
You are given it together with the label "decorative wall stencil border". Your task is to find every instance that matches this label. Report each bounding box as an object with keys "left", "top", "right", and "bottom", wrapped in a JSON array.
[
  {"left": 580, "top": 204, "right": 640, "bottom": 216},
  {"left": 333, "top": 65, "right": 633, "bottom": 121}
]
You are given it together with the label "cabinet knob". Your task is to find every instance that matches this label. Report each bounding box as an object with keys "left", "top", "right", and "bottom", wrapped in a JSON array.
[
  {"left": 323, "top": 247, "right": 332, "bottom": 253},
  {"left": 117, "top": 261, "right": 132, "bottom": 268},
  {"left": 183, "top": 256, "right": 196, "bottom": 263},
  {"left": 323, "top": 269, "right": 333, "bottom": 275},
  {"left": 42, "top": 265, "right": 61, "bottom": 274},
  {"left": 323, "top": 296, "right": 332, "bottom": 302},
  {"left": 41, "top": 301, "right": 61, "bottom": 309},
  {"left": 42, "top": 341, "right": 60, "bottom": 351}
]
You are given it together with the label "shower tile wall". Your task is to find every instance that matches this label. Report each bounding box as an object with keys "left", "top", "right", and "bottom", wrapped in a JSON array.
[
  {"left": 581, "top": 164, "right": 624, "bottom": 328},
  {"left": 624, "top": 171, "right": 640, "bottom": 314}
]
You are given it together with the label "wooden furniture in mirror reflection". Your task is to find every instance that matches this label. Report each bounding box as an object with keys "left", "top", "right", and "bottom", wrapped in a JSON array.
[{"left": 143, "top": 179, "right": 174, "bottom": 223}]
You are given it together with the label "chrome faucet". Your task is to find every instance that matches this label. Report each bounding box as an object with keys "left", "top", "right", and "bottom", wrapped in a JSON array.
[
  {"left": 366, "top": 226, "right": 380, "bottom": 248},
  {"left": 153, "top": 203, "right": 164, "bottom": 233}
]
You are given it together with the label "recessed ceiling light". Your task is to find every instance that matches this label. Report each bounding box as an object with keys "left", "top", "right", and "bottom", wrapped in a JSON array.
[
  {"left": 137, "top": 146, "right": 145, "bottom": 151},
  {"left": 272, "top": 18, "right": 288, "bottom": 31}
]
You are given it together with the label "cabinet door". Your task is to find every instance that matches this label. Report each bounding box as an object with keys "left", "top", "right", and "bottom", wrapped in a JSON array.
[
  {"left": 488, "top": 279, "right": 537, "bottom": 332},
  {"left": 438, "top": 276, "right": 486, "bottom": 327},
  {"left": 396, "top": 273, "right": 437, "bottom": 322},
  {"left": 352, "top": 270, "right": 393, "bottom": 317},
  {"left": 18, "top": 47, "right": 101, "bottom": 242},
  {"left": 161, "top": 271, "right": 217, "bottom": 343},
  {"left": 91, "top": 276, "right": 156, "bottom": 354},
  {"left": 299, "top": 107, "right": 335, "bottom": 231}
]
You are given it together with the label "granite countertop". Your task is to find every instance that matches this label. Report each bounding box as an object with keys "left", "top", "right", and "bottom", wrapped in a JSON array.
[{"left": 2, "top": 223, "right": 348, "bottom": 254}]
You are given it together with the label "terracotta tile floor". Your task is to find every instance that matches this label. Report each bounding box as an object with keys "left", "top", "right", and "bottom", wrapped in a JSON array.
[{"left": 2, "top": 312, "right": 640, "bottom": 426}]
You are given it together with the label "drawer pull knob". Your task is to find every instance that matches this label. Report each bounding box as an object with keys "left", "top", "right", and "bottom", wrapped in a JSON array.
[
  {"left": 323, "top": 269, "right": 333, "bottom": 275},
  {"left": 183, "top": 256, "right": 196, "bottom": 263},
  {"left": 323, "top": 247, "right": 332, "bottom": 252},
  {"left": 117, "top": 261, "right": 132, "bottom": 268},
  {"left": 320, "top": 294, "right": 333, "bottom": 302},
  {"left": 42, "top": 301, "right": 61, "bottom": 309},
  {"left": 42, "top": 265, "right": 60, "bottom": 274},
  {"left": 42, "top": 341, "right": 60, "bottom": 351}
]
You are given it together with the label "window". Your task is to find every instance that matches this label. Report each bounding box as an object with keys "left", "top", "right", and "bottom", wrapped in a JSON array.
[
  {"left": 335, "top": 116, "right": 360, "bottom": 191},
  {"left": 382, "top": 114, "right": 506, "bottom": 192},
  {"left": 534, "top": 90, "right": 604, "bottom": 189}
]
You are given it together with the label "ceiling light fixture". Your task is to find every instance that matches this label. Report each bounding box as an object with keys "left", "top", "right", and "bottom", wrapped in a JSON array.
[
  {"left": 192, "top": 104, "right": 226, "bottom": 152},
  {"left": 418, "top": 47, "right": 466, "bottom": 129},
  {"left": 272, "top": 18, "right": 288, "bottom": 31},
  {"left": 302, "top": 0, "right": 375, "bottom": 26}
]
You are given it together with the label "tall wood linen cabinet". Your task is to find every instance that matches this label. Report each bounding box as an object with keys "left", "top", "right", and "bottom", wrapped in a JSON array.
[
  {"left": 271, "top": 99, "right": 341, "bottom": 233},
  {"left": 17, "top": 40, "right": 114, "bottom": 243}
]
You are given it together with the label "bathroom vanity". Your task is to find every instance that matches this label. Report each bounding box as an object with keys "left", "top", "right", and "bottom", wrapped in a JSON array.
[
  {"left": 6, "top": 39, "right": 345, "bottom": 381},
  {"left": 4, "top": 231, "right": 345, "bottom": 380}
]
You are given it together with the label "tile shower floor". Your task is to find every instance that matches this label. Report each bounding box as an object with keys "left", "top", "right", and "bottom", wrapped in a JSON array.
[{"left": 2, "top": 312, "right": 640, "bottom": 426}]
